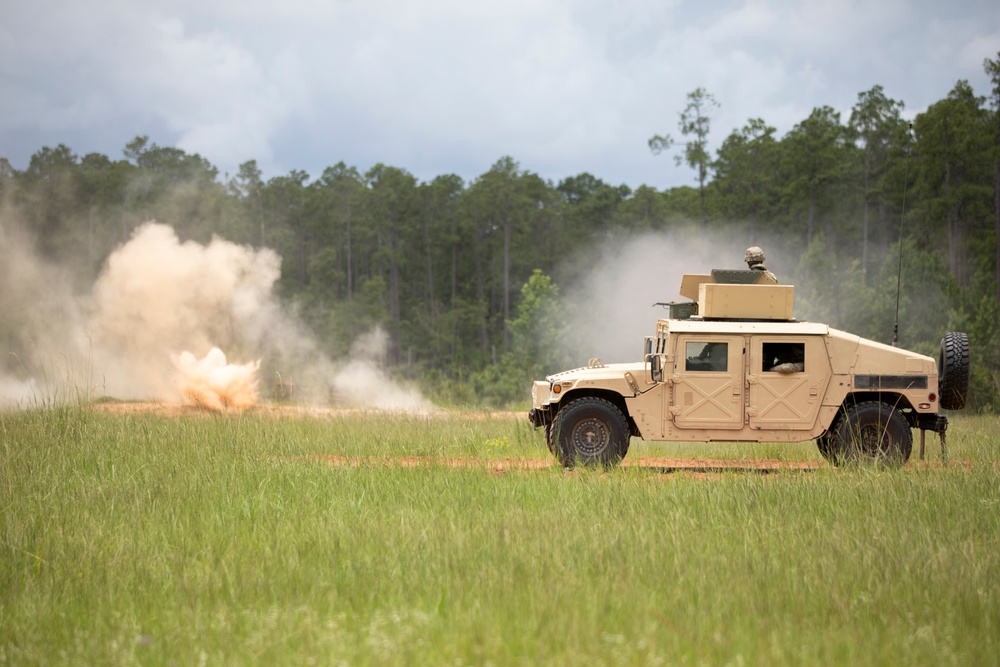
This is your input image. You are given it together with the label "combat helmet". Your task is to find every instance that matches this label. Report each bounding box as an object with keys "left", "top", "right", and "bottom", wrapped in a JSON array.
[{"left": 745, "top": 246, "right": 766, "bottom": 266}]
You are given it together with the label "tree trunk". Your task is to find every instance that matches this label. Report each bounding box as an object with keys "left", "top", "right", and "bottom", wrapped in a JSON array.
[
  {"left": 698, "top": 162, "right": 706, "bottom": 209},
  {"left": 502, "top": 215, "right": 511, "bottom": 352},
  {"left": 88, "top": 208, "right": 95, "bottom": 269},
  {"left": 297, "top": 225, "right": 307, "bottom": 288},
  {"left": 945, "top": 159, "right": 957, "bottom": 280},
  {"left": 388, "top": 227, "right": 401, "bottom": 365},
  {"left": 345, "top": 201, "right": 353, "bottom": 301},
  {"left": 375, "top": 228, "right": 383, "bottom": 285},
  {"left": 424, "top": 213, "right": 436, "bottom": 319},
  {"left": 951, "top": 196, "right": 969, "bottom": 287},
  {"left": 450, "top": 216, "right": 459, "bottom": 363},
  {"left": 995, "top": 158, "right": 1000, "bottom": 302},
  {"left": 388, "top": 229, "right": 400, "bottom": 323},
  {"left": 862, "top": 152, "right": 871, "bottom": 281},
  {"left": 807, "top": 186, "right": 815, "bottom": 245},
  {"left": 256, "top": 192, "right": 264, "bottom": 247},
  {"left": 423, "top": 211, "right": 439, "bottom": 361},
  {"left": 475, "top": 218, "right": 488, "bottom": 358},
  {"left": 877, "top": 201, "right": 888, "bottom": 255}
]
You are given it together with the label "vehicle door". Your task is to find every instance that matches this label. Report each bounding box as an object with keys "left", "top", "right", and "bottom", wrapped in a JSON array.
[
  {"left": 670, "top": 335, "right": 745, "bottom": 429},
  {"left": 747, "top": 336, "right": 831, "bottom": 429}
]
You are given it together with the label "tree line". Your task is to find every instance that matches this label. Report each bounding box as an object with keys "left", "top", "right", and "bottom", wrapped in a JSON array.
[{"left": 2, "top": 54, "right": 999, "bottom": 409}]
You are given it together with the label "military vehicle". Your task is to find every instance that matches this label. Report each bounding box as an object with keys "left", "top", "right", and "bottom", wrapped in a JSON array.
[{"left": 527, "top": 269, "right": 970, "bottom": 467}]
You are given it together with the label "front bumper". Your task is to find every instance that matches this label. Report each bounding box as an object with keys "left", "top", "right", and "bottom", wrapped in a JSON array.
[{"left": 527, "top": 407, "right": 551, "bottom": 429}]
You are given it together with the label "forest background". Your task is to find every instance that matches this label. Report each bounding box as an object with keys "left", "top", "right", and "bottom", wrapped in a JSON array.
[{"left": 2, "top": 57, "right": 999, "bottom": 411}]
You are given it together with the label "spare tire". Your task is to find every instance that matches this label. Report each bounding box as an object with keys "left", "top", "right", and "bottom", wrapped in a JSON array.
[{"left": 938, "top": 332, "right": 970, "bottom": 410}]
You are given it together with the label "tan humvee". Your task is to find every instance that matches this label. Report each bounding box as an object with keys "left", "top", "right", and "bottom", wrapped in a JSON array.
[{"left": 528, "top": 269, "right": 970, "bottom": 467}]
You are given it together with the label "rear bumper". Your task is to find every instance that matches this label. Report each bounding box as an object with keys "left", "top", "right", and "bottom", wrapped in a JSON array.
[{"left": 916, "top": 414, "right": 948, "bottom": 434}]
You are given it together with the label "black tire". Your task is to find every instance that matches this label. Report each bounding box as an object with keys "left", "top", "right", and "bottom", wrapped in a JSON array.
[
  {"left": 816, "top": 431, "right": 835, "bottom": 462},
  {"left": 551, "top": 397, "right": 630, "bottom": 468},
  {"left": 544, "top": 423, "right": 555, "bottom": 454},
  {"left": 938, "top": 332, "right": 970, "bottom": 410},
  {"left": 827, "top": 401, "right": 912, "bottom": 467}
]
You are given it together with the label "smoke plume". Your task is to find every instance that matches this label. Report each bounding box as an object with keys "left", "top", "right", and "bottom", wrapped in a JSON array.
[
  {"left": 1, "top": 219, "right": 431, "bottom": 412},
  {"left": 86, "top": 222, "right": 277, "bottom": 407},
  {"left": 0, "top": 218, "right": 87, "bottom": 405},
  {"left": 330, "top": 328, "right": 432, "bottom": 411},
  {"left": 561, "top": 229, "right": 789, "bottom": 363}
]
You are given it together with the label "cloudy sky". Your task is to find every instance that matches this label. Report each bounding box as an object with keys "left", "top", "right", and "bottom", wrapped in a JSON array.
[{"left": 1, "top": 0, "right": 998, "bottom": 190}]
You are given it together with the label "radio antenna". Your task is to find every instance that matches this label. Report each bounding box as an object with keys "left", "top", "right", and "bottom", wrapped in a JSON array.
[{"left": 892, "top": 123, "right": 913, "bottom": 347}]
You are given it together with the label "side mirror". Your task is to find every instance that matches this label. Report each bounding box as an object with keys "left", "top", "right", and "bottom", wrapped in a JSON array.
[{"left": 651, "top": 354, "right": 663, "bottom": 383}]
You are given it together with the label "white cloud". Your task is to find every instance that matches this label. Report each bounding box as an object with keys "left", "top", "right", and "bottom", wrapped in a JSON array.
[{"left": 1, "top": 0, "right": 997, "bottom": 188}]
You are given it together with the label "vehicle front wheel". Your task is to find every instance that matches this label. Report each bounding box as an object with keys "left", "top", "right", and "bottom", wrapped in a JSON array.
[
  {"left": 544, "top": 423, "right": 555, "bottom": 454},
  {"left": 551, "top": 397, "right": 630, "bottom": 468},
  {"left": 828, "top": 401, "right": 912, "bottom": 467}
]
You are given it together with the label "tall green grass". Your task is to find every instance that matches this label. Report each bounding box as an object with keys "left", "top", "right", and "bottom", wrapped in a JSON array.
[{"left": 1, "top": 408, "right": 997, "bottom": 665}]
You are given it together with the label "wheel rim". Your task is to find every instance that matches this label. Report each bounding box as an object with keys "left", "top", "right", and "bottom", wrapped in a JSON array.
[
  {"left": 570, "top": 417, "right": 611, "bottom": 457},
  {"left": 855, "top": 424, "right": 889, "bottom": 456}
]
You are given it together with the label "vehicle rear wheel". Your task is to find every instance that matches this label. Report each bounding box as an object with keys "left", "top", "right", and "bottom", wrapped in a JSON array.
[
  {"left": 938, "top": 332, "right": 970, "bottom": 410},
  {"left": 828, "top": 401, "right": 912, "bottom": 467},
  {"left": 551, "top": 397, "right": 630, "bottom": 468}
]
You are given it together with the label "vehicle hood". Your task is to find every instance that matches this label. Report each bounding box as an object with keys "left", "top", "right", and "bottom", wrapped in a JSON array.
[
  {"left": 531, "top": 362, "right": 648, "bottom": 409},
  {"left": 546, "top": 362, "right": 645, "bottom": 383}
]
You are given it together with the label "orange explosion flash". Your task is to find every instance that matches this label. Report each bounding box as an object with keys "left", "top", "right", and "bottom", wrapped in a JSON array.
[{"left": 174, "top": 348, "right": 260, "bottom": 412}]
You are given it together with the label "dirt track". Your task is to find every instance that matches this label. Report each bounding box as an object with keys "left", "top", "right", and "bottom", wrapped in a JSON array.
[
  {"left": 307, "top": 454, "right": 963, "bottom": 477},
  {"left": 92, "top": 401, "right": 514, "bottom": 420},
  {"left": 310, "top": 454, "right": 824, "bottom": 476}
]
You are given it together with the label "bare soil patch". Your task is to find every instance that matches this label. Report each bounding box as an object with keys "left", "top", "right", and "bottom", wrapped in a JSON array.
[
  {"left": 308, "top": 454, "right": 824, "bottom": 475},
  {"left": 91, "top": 401, "right": 520, "bottom": 420},
  {"left": 307, "top": 455, "right": 964, "bottom": 476}
]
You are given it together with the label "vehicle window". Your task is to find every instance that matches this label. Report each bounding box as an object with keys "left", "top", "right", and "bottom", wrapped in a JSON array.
[
  {"left": 763, "top": 342, "right": 805, "bottom": 373},
  {"left": 685, "top": 342, "right": 728, "bottom": 372}
]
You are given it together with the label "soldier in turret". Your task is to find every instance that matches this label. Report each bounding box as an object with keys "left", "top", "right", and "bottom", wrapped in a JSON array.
[{"left": 745, "top": 246, "right": 778, "bottom": 284}]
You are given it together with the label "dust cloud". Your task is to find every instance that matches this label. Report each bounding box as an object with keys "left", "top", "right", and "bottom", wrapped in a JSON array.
[
  {"left": 173, "top": 348, "right": 260, "bottom": 411},
  {"left": 561, "top": 229, "right": 787, "bottom": 363},
  {"left": 0, "top": 218, "right": 88, "bottom": 404},
  {"left": 86, "top": 222, "right": 279, "bottom": 407},
  {"left": 0, "top": 219, "right": 432, "bottom": 412},
  {"left": 330, "top": 328, "right": 433, "bottom": 411}
]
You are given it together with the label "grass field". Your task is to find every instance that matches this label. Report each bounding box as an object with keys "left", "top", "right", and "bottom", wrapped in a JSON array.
[{"left": 1, "top": 406, "right": 998, "bottom": 665}]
